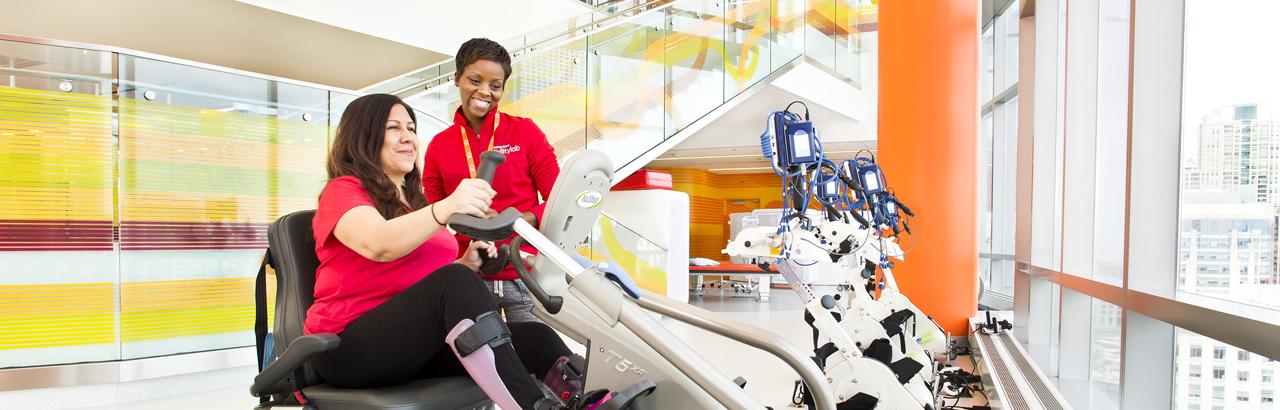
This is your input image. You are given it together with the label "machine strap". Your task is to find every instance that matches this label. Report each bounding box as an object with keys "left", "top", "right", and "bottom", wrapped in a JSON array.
[{"left": 454, "top": 311, "right": 512, "bottom": 357}]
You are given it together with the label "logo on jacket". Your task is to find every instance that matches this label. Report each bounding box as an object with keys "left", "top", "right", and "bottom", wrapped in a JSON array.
[{"left": 494, "top": 144, "right": 521, "bottom": 155}]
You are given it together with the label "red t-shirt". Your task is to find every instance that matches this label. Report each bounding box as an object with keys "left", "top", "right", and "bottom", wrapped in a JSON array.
[
  {"left": 304, "top": 176, "right": 460, "bottom": 335},
  {"left": 422, "top": 108, "right": 560, "bottom": 280}
]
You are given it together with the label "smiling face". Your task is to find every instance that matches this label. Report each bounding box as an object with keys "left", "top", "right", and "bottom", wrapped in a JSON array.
[
  {"left": 379, "top": 103, "right": 418, "bottom": 182},
  {"left": 456, "top": 59, "right": 506, "bottom": 128}
]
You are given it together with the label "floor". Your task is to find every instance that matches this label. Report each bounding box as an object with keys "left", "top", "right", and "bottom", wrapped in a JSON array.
[{"left": 15, "top": 288, "right": 991, "bottom": 409}]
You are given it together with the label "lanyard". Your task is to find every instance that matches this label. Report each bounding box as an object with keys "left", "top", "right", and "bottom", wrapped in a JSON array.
[{"left": 461, "top": 111, "right": 500, "bottom": 178}]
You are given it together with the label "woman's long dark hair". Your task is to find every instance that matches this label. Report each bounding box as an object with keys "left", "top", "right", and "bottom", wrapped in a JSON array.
[{"left": 327, "top": 93, "right": 429, "bottom": 219}]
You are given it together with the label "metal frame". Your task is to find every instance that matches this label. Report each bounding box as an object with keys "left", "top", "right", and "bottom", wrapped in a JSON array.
[{"left": 1019, "top": 265, "right": 1280, "bottom": 361}]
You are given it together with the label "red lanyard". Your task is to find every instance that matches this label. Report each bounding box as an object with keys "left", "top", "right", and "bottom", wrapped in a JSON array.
[{"left": 461, "top": 112, "right": 500, "bottom": 178}]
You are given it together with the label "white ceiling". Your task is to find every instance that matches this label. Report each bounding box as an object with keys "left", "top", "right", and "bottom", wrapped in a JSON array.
[
  {"left": 651, "top": 62, "right": 878, "bottom": 174},
  {"left": 237, "top": 0, "right": 593, "bottom": 55}
]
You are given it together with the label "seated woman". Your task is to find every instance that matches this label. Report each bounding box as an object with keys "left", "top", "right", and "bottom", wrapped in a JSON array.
[{"left": 306, "top": 93, "right": 596, "bottom": 409}]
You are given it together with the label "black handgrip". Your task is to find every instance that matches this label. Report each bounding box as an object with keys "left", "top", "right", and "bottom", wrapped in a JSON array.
[
  {"left": 446, "top": 150, "right": 511, "bottom": 241},
  {"left": 474, "top": 151, "right": 505, "bottom": 183},
  {"left": 477, "top": 245, "right": 509, "bottom": 277},
  {"left": 507, "top": 237, "right": 563, "bottom": 314}
]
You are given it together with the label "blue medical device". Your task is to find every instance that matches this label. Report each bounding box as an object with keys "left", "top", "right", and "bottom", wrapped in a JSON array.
[
  {"left": 842, "top": 156, "right": 914, "bottom": 236},
  {"left": 763, "top": 101, "right": 821, "bottom": 170}
]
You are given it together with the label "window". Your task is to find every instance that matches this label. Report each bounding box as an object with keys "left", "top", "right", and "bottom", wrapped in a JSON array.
[
  {"left": 1214, "top": 367, "right": 1226, "bottom": 379},
  {"left": 1192, "top": 345, "right": 1204, "bottom": 357},
  {"left": 1215, "top": 347, "right": 1227, "bottom": 360},
  {"left": 1239, "top": 371, "right": 1249, "bottom": 382},
  {"left": 1191, "top": 384, "right": 1202, "bottom": 398},
  {"left": 1239, "top": 391, "right": 1250, "bottom": 402},
  {"left": 1191, "top": 364, "right": 1203, "bottom": 378},
  {"left": 1214, "top": 386, "right": 1225, "bottom": 400},
  {"left": 1263, "top": 390, "right": 1274, "bottom": 403},
  {"left": 1178, "top": 0, "right": 1280, "bottom": 314},
  {"left": 1264, "top": 369, "right": 1274, "bottom": 383},
  {"left": 1240, "top": 351, "right": 1251, "bottom": 361}
]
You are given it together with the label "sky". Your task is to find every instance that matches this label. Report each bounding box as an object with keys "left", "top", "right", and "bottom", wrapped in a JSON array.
[{"left": 1180, "top": 0, "right": 1280, "bottom": 162}]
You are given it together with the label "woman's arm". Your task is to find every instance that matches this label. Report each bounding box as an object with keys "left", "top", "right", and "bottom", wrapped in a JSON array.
[{"left": 334, "top": 179, "right": 496, "bottom": 262}]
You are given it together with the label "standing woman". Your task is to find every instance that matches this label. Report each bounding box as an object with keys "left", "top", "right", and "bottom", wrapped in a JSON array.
[
  {"left": 308, "top": 94, "right": 587, "bottom": 409},
  {"left": 422, "top": 38, "right": 560, "bottom": 323}
]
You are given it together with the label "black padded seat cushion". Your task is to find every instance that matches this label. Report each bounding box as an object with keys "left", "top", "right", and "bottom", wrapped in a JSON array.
[
  {"left": 303, "top": 376, "right": 488, "bottom": 410},
  {"left": 266, "top": 210, "right": 490, "bottom": 409}
]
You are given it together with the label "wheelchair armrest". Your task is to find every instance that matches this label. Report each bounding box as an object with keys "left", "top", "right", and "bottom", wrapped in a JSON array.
[{"left": 250, "top": 333, "right": 341, "bottom": 397}]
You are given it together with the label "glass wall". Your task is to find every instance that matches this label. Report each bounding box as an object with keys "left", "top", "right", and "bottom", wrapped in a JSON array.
[
  {"left": 0, "top": 41, "right": 117, "bottom": 367},
  {"left": 398, "top": 0, "right": 873, "bottom": 174},
  {"left": 979, "top": 0, "right": 1019, "bottom": 302},
  {"left": 1016, "top": 0, "right": 1280, "bottom": 408},
  {"left": 0, "top": 37, "right": 366, "bottom": 368},
  {"left": 1177, "top": 0, "right": 1280, "bottom": 312}
]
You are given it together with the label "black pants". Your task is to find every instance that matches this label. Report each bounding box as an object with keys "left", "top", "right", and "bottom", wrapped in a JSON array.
[{"left": 312, "top": 264, "right": 572, "bottom": 409}]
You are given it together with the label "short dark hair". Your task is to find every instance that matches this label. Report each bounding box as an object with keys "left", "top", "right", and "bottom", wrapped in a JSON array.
[{"left": 454, "top": 38, "right": 512, "bottom": 81}]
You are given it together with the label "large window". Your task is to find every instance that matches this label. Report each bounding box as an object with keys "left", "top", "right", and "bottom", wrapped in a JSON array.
[
  {"left": 1016, "top": 0, "right": 1280, "bottom": 408},
  {"left": 1177, "top": 0, "right": 1280, "bottom": 312},
  {"left": 979, "top": 0, "right": 1019, "bottom": 303}
]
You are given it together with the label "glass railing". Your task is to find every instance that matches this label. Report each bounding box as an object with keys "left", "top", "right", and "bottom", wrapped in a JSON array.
[
  {"left": 364, "top": 0, "right": 671, "bottom": 96},
  {"left": 582, "top": 212, "right": 671, "bottom": 294},
  {"left": 393, "top": 0, "right": 877, "bottom": 172}
]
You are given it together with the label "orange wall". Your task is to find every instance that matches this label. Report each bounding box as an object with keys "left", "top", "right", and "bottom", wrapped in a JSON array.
[
  {"left": 878, "top": 1, "right": 979, "bottom": 334},
  {"left": 658, "top": 169, "right": 785, "bottom": 260}
]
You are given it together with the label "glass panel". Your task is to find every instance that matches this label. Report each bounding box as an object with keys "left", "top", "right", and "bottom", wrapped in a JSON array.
[
  {"left": 982, "top": 24, "right": 995, "bottom": 102},
  {"left": 1092, "top": 0, "right": 1130, "bottom": 286},
  {"left": 586, "top": 213, "right": 670, "bottom": 294},
  {"left": 1177, "top": 0, "right": 1280, "bottom": 312},
  {"left": 400, "top": 83, "right": 458, "bottom": 131},
  {"left": 117, "top": 56, "right": 329, "bottom": 359},
  {"left": 503, "top": 38, "right": 588, "bottom": 156},
  {"left": 832, "top": 0, "right": 860, "bottom": 82},
  {"left": 772, "top": 0, "right": 805, "bottom": 71},
  {"left": 999, "top": 0, "right": 1020, "bottom": 89},
  {"left": 804, "top": 0, "right": 837, "bottom": 69},
  {"left": 994, "top": 96, "right": 1018, "bottom": 296},
  {"left": 981, "top": 110, "right": 995, "bottom": 255},
  {"left": 725, "top": 0, "right": 771, "bottom": 98},
  {"left": 665, "top": 0, "right": 727, "bottom": 137},
  {"left": 586, "top": 12, "right": 666, "bottom": 170},
  {"left": 1090, "top": 298, "right": 1122, "bottom": 409},
  {"left": 0, "top": 39, "right": 117, "bottom": 368},
  {"left": 1175, "top": 327, "right": 1277, "bottom": 409}
]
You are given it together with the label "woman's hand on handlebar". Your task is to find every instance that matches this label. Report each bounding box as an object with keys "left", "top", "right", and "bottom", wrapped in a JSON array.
[
  {"left": 457, "top": 240, "right": 498, "bottom": 271},
  {"left": 438, "top": 178, "right": 496, "bottom": 219}
]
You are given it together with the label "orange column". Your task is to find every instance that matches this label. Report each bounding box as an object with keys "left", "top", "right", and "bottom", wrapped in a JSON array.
[{"left": 877, "top": 1, "right": 979, "bottom": 335}]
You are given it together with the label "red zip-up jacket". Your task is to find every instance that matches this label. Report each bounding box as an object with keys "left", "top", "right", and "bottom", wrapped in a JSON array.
[{"left": 422, "top": 108, "right": 560, "bottom": 280}]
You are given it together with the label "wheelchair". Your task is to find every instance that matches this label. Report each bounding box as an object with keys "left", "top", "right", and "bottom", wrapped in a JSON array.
[{"left": 249, "top": 210, "right": 491, "bottom": 409}]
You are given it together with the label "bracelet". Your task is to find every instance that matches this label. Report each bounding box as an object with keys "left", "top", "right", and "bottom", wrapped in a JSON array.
[{"left": 430, "top": 204, "right": 446, "bottom": 225}]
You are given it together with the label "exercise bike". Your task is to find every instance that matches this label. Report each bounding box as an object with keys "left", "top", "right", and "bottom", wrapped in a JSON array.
[{"left": 446, "top": 150, "right": 842, "bottom": 409}]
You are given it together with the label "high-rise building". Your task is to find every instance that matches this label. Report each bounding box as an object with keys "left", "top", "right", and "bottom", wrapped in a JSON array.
[
  {"left": 1176, "top": 104, "right": 1280, "bottom": 410},
  {"left": 1192, "top": 104, "right": 1280, "bottom": 204}
]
